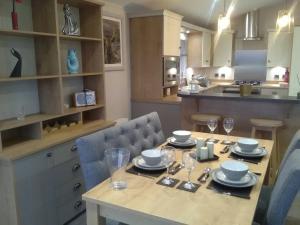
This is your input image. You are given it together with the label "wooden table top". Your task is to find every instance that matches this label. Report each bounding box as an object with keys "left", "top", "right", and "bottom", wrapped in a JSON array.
[{"left": 82, "top": 132, "right": 274, "bottom": 225}]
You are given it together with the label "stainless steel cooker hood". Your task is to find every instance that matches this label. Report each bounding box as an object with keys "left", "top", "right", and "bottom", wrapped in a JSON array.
[{"left": 244, "top": 10, "right": 261, "bottom": 41}]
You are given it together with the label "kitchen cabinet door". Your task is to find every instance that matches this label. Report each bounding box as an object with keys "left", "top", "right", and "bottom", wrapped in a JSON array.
[
  {"left": 267, "top": 31, "right": 292, "bottom": 67},
  {"left": 187, "top": 32, "right": 202, "bottom": 68},
  {"left": 163, "top": 13, "right": 182, "bottom": 56},
  {"left": 213, "top": 32, "right": 233, "bottom": 67},
  {"left": 202, "top": 32, "right": 212, "bottom": 67}
]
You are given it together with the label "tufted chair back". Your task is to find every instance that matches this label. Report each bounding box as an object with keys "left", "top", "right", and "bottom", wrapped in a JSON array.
[{"left": 76, "top": 112, "right": 165, "bottom": 190}]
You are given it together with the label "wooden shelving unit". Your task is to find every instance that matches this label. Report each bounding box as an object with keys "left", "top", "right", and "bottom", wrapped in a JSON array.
[{"left": 0, "top": 0, "right": 109, "bottom": 152}]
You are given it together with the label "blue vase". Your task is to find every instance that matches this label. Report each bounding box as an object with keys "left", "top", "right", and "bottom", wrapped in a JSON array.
[{"left": 67, "top": 49, "right": 79, "bottom": 74}]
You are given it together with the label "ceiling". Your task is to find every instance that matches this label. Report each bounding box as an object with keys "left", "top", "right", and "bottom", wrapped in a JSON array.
[{"left": 109, "top": 0, "right": 284, "bottom": 27}]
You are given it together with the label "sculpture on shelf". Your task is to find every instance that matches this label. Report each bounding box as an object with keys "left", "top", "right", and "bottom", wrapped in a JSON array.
[
  {"left": 62, "top": 4, "right": 79, "bottom": 36},
  {"left": 11, "top": 0, "right": 22, "bottom": 30},
  {"left": 67, "top": 49, "right": 79, "bottom": 74},
  {"left": 10, "top": 48, "right": 22, "bottom": 77}
]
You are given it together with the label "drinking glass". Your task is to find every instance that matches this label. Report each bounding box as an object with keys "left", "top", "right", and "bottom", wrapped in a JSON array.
[
  {"left": 16, "top": 105, "right": 25, "bottom": 121},
  {"left": 223, "top": 118, "right": 234, "bottom": 144},
  {"left": 207, "top": 119, "right": 218, "bottom": 142},
  {"left": 161, "top": 146, "right": 176, "bottom": 185},
  {"left": 182, "top": 152, "right": 196, "bottom": 190},
  {"left": 105, "top": 148, "right": 130, "bottom": 190}
]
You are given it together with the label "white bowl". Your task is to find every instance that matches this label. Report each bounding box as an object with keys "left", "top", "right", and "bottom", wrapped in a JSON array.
[
  {"left": 172, "top": 130, "right": 191, "bottom": 143},
  {"left": 237, "top": 138, "right": 259, "bottom": 152},
  {"left": 141, "top": 149, "right": 162, "bottom": 166},
  {"left": 220, "top": 160, "right": 249, "bottom": 181}
]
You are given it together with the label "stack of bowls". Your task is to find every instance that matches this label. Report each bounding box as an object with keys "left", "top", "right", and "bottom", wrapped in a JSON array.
[
  {"left": 141, "top": 149, "right": 162, "bottom": 166},
  {"left": 220, "top": 160, "right": 249, "bottom": 181},
  {"left": 172, "top": 130, "right": 191, "bottom": 143},
  {"left": 237, "top": 138, "right": 258, "bottom": 152}
]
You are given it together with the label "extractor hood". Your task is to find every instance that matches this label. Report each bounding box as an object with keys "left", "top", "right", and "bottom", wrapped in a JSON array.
[{"left": 243, "top": 10, "right": 261, "bottom": 41}]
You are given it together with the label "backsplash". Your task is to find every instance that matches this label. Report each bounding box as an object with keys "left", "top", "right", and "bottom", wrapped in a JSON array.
[{"left": 194, "top": 67, "right": 235, "bottom": 80}]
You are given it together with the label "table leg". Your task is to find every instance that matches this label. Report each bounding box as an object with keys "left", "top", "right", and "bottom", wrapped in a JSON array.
[{"left": 86, "top": 202, "right": 106, "bottom": 225}]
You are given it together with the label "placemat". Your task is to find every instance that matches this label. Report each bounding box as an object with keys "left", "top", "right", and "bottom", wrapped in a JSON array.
[
  {"left": 229, "top": 153, "right": 263, "bottom": 164},
  {"left": 176, "top": 181, "right": 201, "bottom": 193},
  {"left": 207, "top": 180, "right": 252, "bottom": 199},
  {"left": 126, "top": 166, "right": 165, "bottom": 178},
  {"left": 205, "top": 138, "right": 219, "bottom": 144},
  {"left": 167, "top": 142, "right": 196, "bottom": 149},
  {"left": 220, "top": 140, "right": 236, "bottom": 145},
  {"left": 156, "top": 177, "right": 180, "bottom": 188}
]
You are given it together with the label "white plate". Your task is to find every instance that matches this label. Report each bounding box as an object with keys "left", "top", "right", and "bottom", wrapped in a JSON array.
[
  {"left": 215, "top": 169, "right": 251, "bottom": 185},
  {"left": 211, "top": 168, "right": 258, "bottom": 188},
  {"left": 233, "top": 144, "right": 262, "bottom": 155},
  {"left": 231, "top": 145, "right": 267, "bottom": 158},
  {"left": 167, "top": 137, "right": 197, "bottom": 147},
  {"left": 132, "top": 156, "right": 167, "bottom": 171}
]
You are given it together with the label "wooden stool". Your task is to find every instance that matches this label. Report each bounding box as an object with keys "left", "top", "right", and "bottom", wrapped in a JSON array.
[
  {"left": 191, "top": 114, "right": 221, "bottom": 133},
  {"left": 250, "top": 118, "right": 283, "bottom": 184}
]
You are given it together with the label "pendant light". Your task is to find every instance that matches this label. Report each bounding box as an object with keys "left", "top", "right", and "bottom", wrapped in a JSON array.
[
  {"left": 218, "top": 0, "right": 231, "bottom": 32},
  {"left": 276, "top": 0, "right": 292, "bottom": 30}
]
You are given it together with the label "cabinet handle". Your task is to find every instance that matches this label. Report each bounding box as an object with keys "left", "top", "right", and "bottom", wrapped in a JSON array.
[
  {"left": 72, "top": 163, "right": 81, "bottom": 172},
  {"left": 46, "top": 152, "right": 53, "bottom": 158},
  {"left": 73, "top": 182, "right": 82, "bottom": 192},
  {"left": 70, "top": 145, "right": 77, "bottom": 152},
  {"left": 268, "top": 59, "right": 271, "bottom": 63},
  {"left": 74, "top": 200, "right": 82, "bottom": 209},
  {"left": 205, "top": 60, "right": 209, "bottom": 62}
]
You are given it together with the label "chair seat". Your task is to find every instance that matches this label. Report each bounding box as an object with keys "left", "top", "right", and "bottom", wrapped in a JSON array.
[
  {"left": 191, "top": 114, "right": 221, "bottom": 122},
  {"left": 250, "top": 119, "right": 283, "bottom": 128},
  {"left": 254, "top": 185, "right": 273, "bottom": 224}
]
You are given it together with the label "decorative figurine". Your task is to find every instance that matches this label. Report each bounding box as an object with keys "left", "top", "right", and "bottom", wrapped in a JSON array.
[
  {"left": 11, "top": 0, "right": 22, "bottom": 30},
  {"left": 62, "top": 4, "right": 79, "bottom": 35},
  {"left": 67, "top": 49, "right": 79, "bottom": 74},
  {"left": 10, "top": 48, "right": 22, "bottom": 77}
]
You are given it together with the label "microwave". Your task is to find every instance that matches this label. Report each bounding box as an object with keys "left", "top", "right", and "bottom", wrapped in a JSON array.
[{"left": 163, "top": 56, "right": 180, "bottom": 87}]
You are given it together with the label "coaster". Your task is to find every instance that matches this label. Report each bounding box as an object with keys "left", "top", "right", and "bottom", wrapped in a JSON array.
[
  {"left": 221, "top": 140, "right": 236, "bottom": 145},
  {"left": 190, "top": 152, "right": 219, "bottom": 162},
  {"left": 126, "top": 166, "right": 165, "bottom": 178},
  {"left": 157, "top": 177, "right": 180, "bottom": 188},
  {"left": 176, "top": 181, "right": 201, "bottom": 193},
  {"left": 207, "top": 180, "right": 252, "bottom": 199},
  {"left": 229, "top": 153, "right": 263, "bottom": 164},
  {"left": 169, "top": 165, "right": 182, "bottom": 175},
  {"left": 205, "top": 138, "right": 219, "bottom": 144}
]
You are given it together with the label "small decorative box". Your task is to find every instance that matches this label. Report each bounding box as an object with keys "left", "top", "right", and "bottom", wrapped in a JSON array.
[{"left": 74, "top": 89, "right": 96, "bottom": 107}]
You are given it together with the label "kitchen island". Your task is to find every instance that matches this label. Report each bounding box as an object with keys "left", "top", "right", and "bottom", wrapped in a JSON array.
[{"left": 178, "top": 86, "right": 300, "bottom": 182}]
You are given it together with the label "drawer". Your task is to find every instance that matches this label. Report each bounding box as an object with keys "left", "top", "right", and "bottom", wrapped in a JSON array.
[
  {"left": 53, "top": 140, "right": 79, "bottom": 166},
  {"left": 55, "top": 176, "right": 85, "bottom": 206},
  {"left": 53, "top": 158, "right": 83, "bottom": 187},
  {"left": 58, "top": 197, "right": 86, "bottom": 225}
]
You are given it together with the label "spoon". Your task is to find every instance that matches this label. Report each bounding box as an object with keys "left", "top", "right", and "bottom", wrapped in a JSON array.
[{"left": 197, "top": 167, "right": 211, "bottom": 183}]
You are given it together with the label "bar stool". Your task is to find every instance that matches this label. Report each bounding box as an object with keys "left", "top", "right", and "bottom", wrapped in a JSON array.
[
  {"left": 250, "top": 118, "right": 284, "bottom": 184},
  {"left": 191, "top": 114, "right": 221, "bottom": 132}
]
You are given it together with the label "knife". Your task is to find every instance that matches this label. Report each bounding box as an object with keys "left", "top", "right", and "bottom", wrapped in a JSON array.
[{"left": 220, "top": 145, "right": 230, "bottom": 154}]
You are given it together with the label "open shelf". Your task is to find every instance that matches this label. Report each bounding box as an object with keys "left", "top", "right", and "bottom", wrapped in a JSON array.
[
  {"left": 0, "top": 29, "right": 57, "bottom": 37},
  {"left": 61, "top": 72, "right": 103, "bottom": 78},
  {"left": 64, "top": 104, "right": 104, "bottom": 115},
  {"left": 82, "top": 107, "right": 105, "bottom": 124},
  {"left": 0, "top": 75, "right": 60, "bottom": 82},
  {"left": 59, "top": 35, "right": 101, "bottom": 42}
]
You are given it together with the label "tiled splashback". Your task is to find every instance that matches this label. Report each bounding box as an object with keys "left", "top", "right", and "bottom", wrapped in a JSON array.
[
  {"left": 266, "top": 67, "right": 288, "bottom": 81},
  {"left": 194, "top": 67, "right": 235, "bottom": 80}
]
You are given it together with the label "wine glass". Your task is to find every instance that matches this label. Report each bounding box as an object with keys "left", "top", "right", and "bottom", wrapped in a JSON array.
[
  {"left": 223, "top": 118, "right": 234, "bottom": 144},
  {"left": 161, "top": 146, "right": 176, "bottom": 185},
  {"left": 182, "top": 152, "right": 196, "bottom": 190},
  {"left": 207, "top": 119, "right": 218, "bottom": 142}
]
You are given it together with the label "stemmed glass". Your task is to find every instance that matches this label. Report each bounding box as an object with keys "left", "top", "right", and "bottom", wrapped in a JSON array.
[
  {"left": 182, "top": 152, "right": 196, "bottom": 190},
  {"left": 161, "top": 146, "right": 176, "bottom": 185},
  {"left": 223, "top": 118, "right": 234, "bottom": 144},
  {"left": 207, "top": 119, "right": 218, "bottom": 142}
]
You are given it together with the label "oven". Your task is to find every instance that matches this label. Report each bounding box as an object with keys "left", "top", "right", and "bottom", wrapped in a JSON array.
[{"left": 163, "top": 56, "right": 180, "bottom": 87}]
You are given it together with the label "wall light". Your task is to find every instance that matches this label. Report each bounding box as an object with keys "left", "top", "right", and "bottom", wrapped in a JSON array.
[
  {"left": 276, "top": 10, "right": 291, "bottom": 29},
  {"left": 180, "top": 32, "right": 186, "bottom": 40}
]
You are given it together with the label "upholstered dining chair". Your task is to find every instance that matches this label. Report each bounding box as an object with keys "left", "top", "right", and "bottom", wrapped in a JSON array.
[{"left": 253, "top": 149, "right": 300, "bottom": 225}]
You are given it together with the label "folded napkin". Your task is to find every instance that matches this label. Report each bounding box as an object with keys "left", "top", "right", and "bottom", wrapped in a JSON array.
[
  {"left": 229, "top": 152, "right": 263, "bottom": 164},
  {"left": 126, "top": 166, "right": 165, "bottom": 178},
  {"left": 207, "top": 180, "right": 253, "bottom": 199}
]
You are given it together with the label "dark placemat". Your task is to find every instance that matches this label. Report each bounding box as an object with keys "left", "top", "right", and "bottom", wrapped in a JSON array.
[
  {"left": 156, "top": 177, "right": 180, "bottom": 188},
  {"left": 167, "top": 142, "right": 196, "bottom": 149},
  {"left": 190, "top": 152, "right": 219, "bottom": 162},
  {"left": 205, "top": 138, "right": 219, "bottom": 144},
  {"left": 207, "top": 180, "right": 252, "bottom": 199},
  {"left": 176, "top": 181, "right": 201, "bottom": 193},
  {"left": 220, "top": 140, "right": 236, "bottom": 145},
  {"left": 229, "top": 152, "right": 263, "bottom": 164},
  {"left": 126, "top": 166, "right": 165, "bottom": 178}
]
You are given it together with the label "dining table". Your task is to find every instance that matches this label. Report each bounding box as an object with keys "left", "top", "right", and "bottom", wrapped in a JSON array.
[{"left": 82, "top": 132, "right": 274, "bottom": 225}]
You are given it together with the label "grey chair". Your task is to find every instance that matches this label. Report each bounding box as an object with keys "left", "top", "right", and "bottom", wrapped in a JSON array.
[
  {"left": 254, "top": 149, "right": 300, "bottom": 225},
  {"left": 254, "top": 130, "right": 300, "bottom": 223}
]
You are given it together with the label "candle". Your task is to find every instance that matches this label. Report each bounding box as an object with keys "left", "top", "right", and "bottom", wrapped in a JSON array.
[
  {"left": 207, "top": 142, "right": 214, "bottom": 159},
  {"left": 200, "top": 147, "right": 208, "bottom": 160},
  {"left": 196, "top": 138, "right": 206, "bottom": 159}
]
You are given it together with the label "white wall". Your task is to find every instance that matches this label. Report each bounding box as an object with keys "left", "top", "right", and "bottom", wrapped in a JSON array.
[{"left": 102, "top": 2, "right": 131, "bottom": 121}]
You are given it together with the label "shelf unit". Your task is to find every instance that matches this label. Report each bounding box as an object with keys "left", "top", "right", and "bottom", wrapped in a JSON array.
[{"left": 0, "top": 0, "right": 109, "bottom": 152}]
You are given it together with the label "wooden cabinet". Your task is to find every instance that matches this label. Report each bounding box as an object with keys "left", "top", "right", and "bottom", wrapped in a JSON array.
[
  {"left": 163, "top": 11, "right": 182, "bottom": 56},
  {"left": 213, "top": 32, "right": 233, "bottom": 67},
  {"left": 187, "top": 32, "right": 212, "bottom": 68},
  {"left": 267, "top": 31, "right": 292, "bottom": 67},
  {"left": 289, "top": 27, "right": 300, "bottom": 96}
]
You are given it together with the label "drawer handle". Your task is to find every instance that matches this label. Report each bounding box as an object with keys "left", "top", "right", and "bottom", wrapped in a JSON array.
[
  {"left": 72, "top": 163, "right": 81, "bottom": 172},
  {"left": 46, "top": 152, "right": 53, "bottom": 158},
  {"left": 70, "top": 145, "right": 77, "bottom": 152},
  {"left": 73, "top": 182, "right": 82, "bottom": 192},
  {"left": 74, "top": 200, "right": 82, "bottom": 209}
]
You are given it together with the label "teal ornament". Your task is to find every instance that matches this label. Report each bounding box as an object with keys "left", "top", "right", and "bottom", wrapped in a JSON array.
[{"left": 67, "top": 49, "right": 79, "bottom": 74}]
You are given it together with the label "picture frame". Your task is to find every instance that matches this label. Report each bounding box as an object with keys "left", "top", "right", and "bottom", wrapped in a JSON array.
[{"left": 103, "top": 16, "right": 124, "bottom": 71}]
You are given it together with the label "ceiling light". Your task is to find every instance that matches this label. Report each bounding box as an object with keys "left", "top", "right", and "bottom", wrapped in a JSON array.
[
  {"left": 218, "top": 0, "right": 231, "bottom": 32},
  {"left": 277, "top": 10, "right": 291, "bottom": 28},
  {"left": 186, "top": 30, "right": 190, "bottom": 34},
  {"left": 180, "top": 32, "right": 186, "bottom": 40}
]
